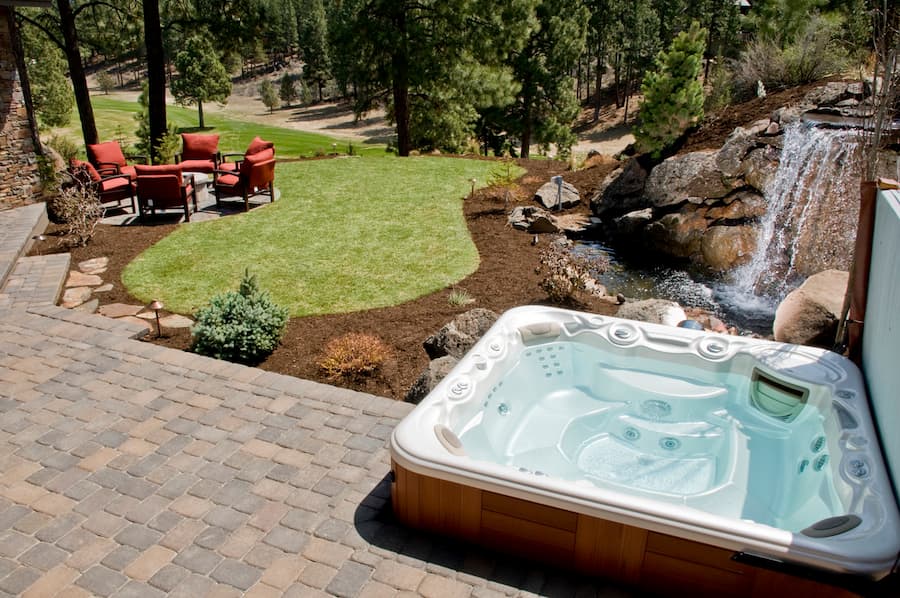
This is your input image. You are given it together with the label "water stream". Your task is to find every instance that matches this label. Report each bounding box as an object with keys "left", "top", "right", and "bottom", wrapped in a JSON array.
[{"left": 578, "top": 122, "right": 863, "bottom": 335}]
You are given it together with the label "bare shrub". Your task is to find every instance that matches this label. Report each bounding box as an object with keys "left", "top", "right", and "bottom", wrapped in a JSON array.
[
  {"left": 47, "top": 178, "right": 104, "bottom": 247},
  {"left": 317, "top": 333, "right": 391, "bottom": 380},
  {"left": 537, "top": 237, "right": 608, "bottom": 303},
  {"left": 733, "top": 15, "right": 849, "bottom": 99}
]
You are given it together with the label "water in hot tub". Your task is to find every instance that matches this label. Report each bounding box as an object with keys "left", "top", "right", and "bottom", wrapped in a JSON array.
[{"left": 456, "top": 341, "right": 846, "bottom": 528}]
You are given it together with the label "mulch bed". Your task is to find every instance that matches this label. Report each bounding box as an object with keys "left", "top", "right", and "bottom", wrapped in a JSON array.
[{"left": 35, "top": 158, "right": 620, "bottom": 400}]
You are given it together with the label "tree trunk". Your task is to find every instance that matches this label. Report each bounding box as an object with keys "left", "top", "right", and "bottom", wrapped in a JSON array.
[
  {"left": 198, "top": 101, "right": 205, "bottom": 128},
  {"left": 521, "top": 78, "right": 533, "bottom": 159},
  {"left": 55, "top": 0, "right": 97, "bottom": 146},
  {"left": 594, "top": 41, "right": 604, "bottom": 121},
  {"left": 391, "top": 9, "right": 411, "bottom": 156},
  {"left": 143, "top": 0, "right": 167, "bottom": 163}
]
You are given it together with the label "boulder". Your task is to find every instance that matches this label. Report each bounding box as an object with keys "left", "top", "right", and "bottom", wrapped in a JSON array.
[
  {"left": 535, "top": 180, "right": 580, "bottom": 210},
  {"left": 803, "top": 82, "right": 851, "bottom": 107},
  {"left": 405, "top": 355, "right": 459, "bottom": 404},
  {"left": 742, "top": 147, "right": 778, "bottom": 191},
  {"left": 590, "top": 158, "right": 649, "bottom": 217},
  {"left": 617, "top": 299, "right": 687, "bottom": 327},
  {"left": 644, "top": 151, "right": 734, "bottom": 208},
  {"left": 645, "top": 207, "right": 709, "bottom": 258},
  {"left": 706, "top": 191, "right": 766, "bottom": 221},
  {"left": 423, "top": 308, "right": 500, "bottom": 360},
  {"left": 508, "top": 206, "right": 559, "bottom": 233},
  {"left": 701, "top": 225, "right": 757, "bottom": 271},
  {"left": 773, "top": 270, "right": 848, "bottom": 346},
  {"left": 612, "top": 208, "right": 654, "bottom": 236},
  {"left": 716, "top": 127, "right": 759, "bottom": 178}
]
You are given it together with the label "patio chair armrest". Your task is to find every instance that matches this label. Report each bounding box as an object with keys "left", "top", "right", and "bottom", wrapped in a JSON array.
[
  {"left": 220, "top": 153, "right": 244, "bottom": 162},
  {"left": 212, "top": 166, "right": 241, "bottom": 177},
  {"left": 126, "top": 154, "right": 149, "bottom": 164},
  {"left": 95, "top": 163, "right": 120, "bottom": 177},
  {"left": 99, "top": 173, "right": 133, "bottom": 185}
]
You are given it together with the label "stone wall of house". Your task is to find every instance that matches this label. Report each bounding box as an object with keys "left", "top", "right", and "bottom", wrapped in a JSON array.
[{"left": 0, "top": 7, "right": 42, "bottom": 212}]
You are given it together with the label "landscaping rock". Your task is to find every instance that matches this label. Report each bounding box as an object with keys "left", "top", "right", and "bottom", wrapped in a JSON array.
[
  {"left": 701, "top": 225, "right": 757, "bottom": 271},
  {"left": 423, "top": 308, "right": 499, "bottom": 360},
  {"left": 61, "top": 287, "right": 92, "bottom": 308},
  {"left": 617, "top": 299, "right": 687, "bottom": 327},
  {"left": 643, "top": 151, "right": 733, "bottom": 208},
  {"left": 773, "top": 269, "right": 847, "bottom": 346},
  {"left": 534, "top": 180, "right": 580, "bottom": 210},
  {"left": 78, "top": 257, "right": 109, "bottom": 275},
  {"left": 405, "top": 355, "right": 459, "bottom": 403},
  {"left": 93, "top": 283, "right": 114, "bottom": 293},
  {"left": 73, "top": 299, "right": 99, "bottom": 314},
  {"left": 590, "top": 158, "right": 649, "bottom": 217},
  {"left": 98, "top": 303, "right": 144, "bottom": 318},
  {"left": 66, "top": 271, "right": 103, "bottom": 288},
  {"left": 159, "top": 314, "right": 194, "bottom": 329},
  {"left": 508, "top": 206, "right": 560, "bottom": 233}
]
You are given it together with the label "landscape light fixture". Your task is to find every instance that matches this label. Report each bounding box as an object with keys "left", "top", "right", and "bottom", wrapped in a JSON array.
[
  {"left": 470, "top": 178, "right": 477, "bottom": 196},
  {"left": 148, "top": 300, "right": 164, "bottom": 338},
  {"left": 31, "top": 234, "right": 45, "bottom": 255}
]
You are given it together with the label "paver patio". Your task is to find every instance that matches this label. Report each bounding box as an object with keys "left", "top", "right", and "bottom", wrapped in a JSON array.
[{"left": 0, "top": 204, "right": 633, "bottom": 597}]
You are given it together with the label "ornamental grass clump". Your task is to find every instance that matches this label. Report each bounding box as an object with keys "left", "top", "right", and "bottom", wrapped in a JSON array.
[
  {"left": 317, "top": 333, "right": 391, "bottom": 381},
  {"left": 191, "top": 270, "right": 288, "bottom": 365}
]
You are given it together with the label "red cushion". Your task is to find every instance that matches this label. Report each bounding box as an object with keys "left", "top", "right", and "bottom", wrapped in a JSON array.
[
  {"left": 245, "top": 136, "right": 274, "bottom": 156},
  {"left": 135, "top": 164, "right": 183, "bottom": 178},
  {"left": 70, "top": 159, "right": 101, "bottom": 182},
  {"left": 240, "top": 148, "right": 273, "bottom": 177},
  {"left": 100, "top": 177, "right": 131, "bottom": 193},
  {"left": 178, "top": 159, "right": 216, "bottom": 173},
  {"left": 215, "top": 173, "right": 240, "bottom": 188},
  {"left": 87, "top": 141, "right": 127, "bottom": 168},
  {"left": 120, "top": 165, "right": 137, "bottom": 180},
  {"left": 182, "top": 133, "right": 219, "bottom": 160}
]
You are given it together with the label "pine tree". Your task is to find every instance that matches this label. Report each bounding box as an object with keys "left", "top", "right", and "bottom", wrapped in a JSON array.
[
  {"left": 500, "top": 0, "right": 589, "bottom": 158},
  {"left": 298, "top": 0, "right": 331, "bottom": 102},
  {"left": 259, "top": 80, "right": 279, "bottom": 113},
  {"left": 21, "top": 28, "right": 74, "bottom": 128},
  {"left": 171, "top": 35, "right": 232, "bottom": 129},
  {"left": 338, "top": 0, "right": 538, "bottom": 155},
  {"left": 279, "top": 74, "right": 299, "bottom": 107},
  {"left": 633, "top": 21, "right": 706, "bottom": 159}
]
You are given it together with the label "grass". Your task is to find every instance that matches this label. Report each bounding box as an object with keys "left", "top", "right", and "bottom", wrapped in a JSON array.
[
  {"left": 55, "top": 96, "right": 384, "bottom": 158},
  {"left": 122, "top": 156, "right": 519, "bottom": 316}
]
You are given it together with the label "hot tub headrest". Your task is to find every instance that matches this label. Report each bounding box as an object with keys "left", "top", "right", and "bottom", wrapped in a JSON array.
[{"left": 518, "top": 322, "right": 562, "bottom": 345}]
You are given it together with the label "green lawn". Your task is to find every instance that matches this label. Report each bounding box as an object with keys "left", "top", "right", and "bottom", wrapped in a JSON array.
[
  {"left": 59, "top": 96, "right": 383, "bottom": 158},
  {"left": 122, "top": 156, "right": 515, "bottom": 316}
]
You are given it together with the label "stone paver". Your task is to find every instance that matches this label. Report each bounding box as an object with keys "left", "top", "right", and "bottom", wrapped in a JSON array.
[{"left": 0, "top": 203, "right": 642, "bottom": 596}]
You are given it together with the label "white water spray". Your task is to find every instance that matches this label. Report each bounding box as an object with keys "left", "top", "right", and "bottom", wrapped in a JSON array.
[{"left": 733, "top": 121, "right": 863, "bottom": 302}]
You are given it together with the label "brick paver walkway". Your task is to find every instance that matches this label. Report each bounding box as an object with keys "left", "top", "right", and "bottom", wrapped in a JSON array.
[
  {"left": 0, "top": 204, "right": 633, "bottom": 596},
  {"left": 0, "top": 305, "right": 631, "bottom": 597}
]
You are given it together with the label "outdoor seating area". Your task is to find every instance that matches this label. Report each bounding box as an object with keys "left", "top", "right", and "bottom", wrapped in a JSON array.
[{"left": 69, "top": 134, "right": 277, "bottom": 223}]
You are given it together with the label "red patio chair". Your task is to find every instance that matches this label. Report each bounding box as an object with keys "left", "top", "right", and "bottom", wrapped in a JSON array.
[
  {"left": 69, "top": 159, "right": 136, "bottom": 213},
  {"left": 86, "top": 141, "right": 147, "bottom": 181},
  {"left": 175, "top": 133, "right": 221, "bottom": 174},
  {"left": 218, "top": 136, "right": 275, "bottom": 172},
  {"left": 213, "top": 147, "right": 276, "bottom": 212},
  {"left": 135, "top": 164, "right": 198, "bottom": 222}
]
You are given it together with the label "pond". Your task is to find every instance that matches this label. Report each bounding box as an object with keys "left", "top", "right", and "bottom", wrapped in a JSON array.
[{"left": 573, "top": 241, "right": 778, "bottom": 335}]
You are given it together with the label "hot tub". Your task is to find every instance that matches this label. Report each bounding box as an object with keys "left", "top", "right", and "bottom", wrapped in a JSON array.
[{"left": 391, "top": 306, "right": 900, "bottom": 596}]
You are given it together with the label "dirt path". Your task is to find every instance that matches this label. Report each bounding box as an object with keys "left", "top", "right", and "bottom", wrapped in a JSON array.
[{"left": 100, "top": 77, "right": 633, "bottom": 155}]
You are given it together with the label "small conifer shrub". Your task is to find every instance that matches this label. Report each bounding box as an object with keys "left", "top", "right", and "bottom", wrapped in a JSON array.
[
  {"left": 634, "top": 21, "right": 707, "bottom": 159},
  {"left": 191, "top": 270, "right": 289, "bottom": 365}
]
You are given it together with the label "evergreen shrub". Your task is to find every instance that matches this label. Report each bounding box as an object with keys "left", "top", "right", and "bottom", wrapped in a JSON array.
[{"left": 192, "top": 270, "right": 289, "bottom": 365}]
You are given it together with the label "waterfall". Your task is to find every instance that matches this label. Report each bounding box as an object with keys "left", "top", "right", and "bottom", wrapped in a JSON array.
[{"left": 733, "top": 121, "right": 863, "bottom": 301}]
